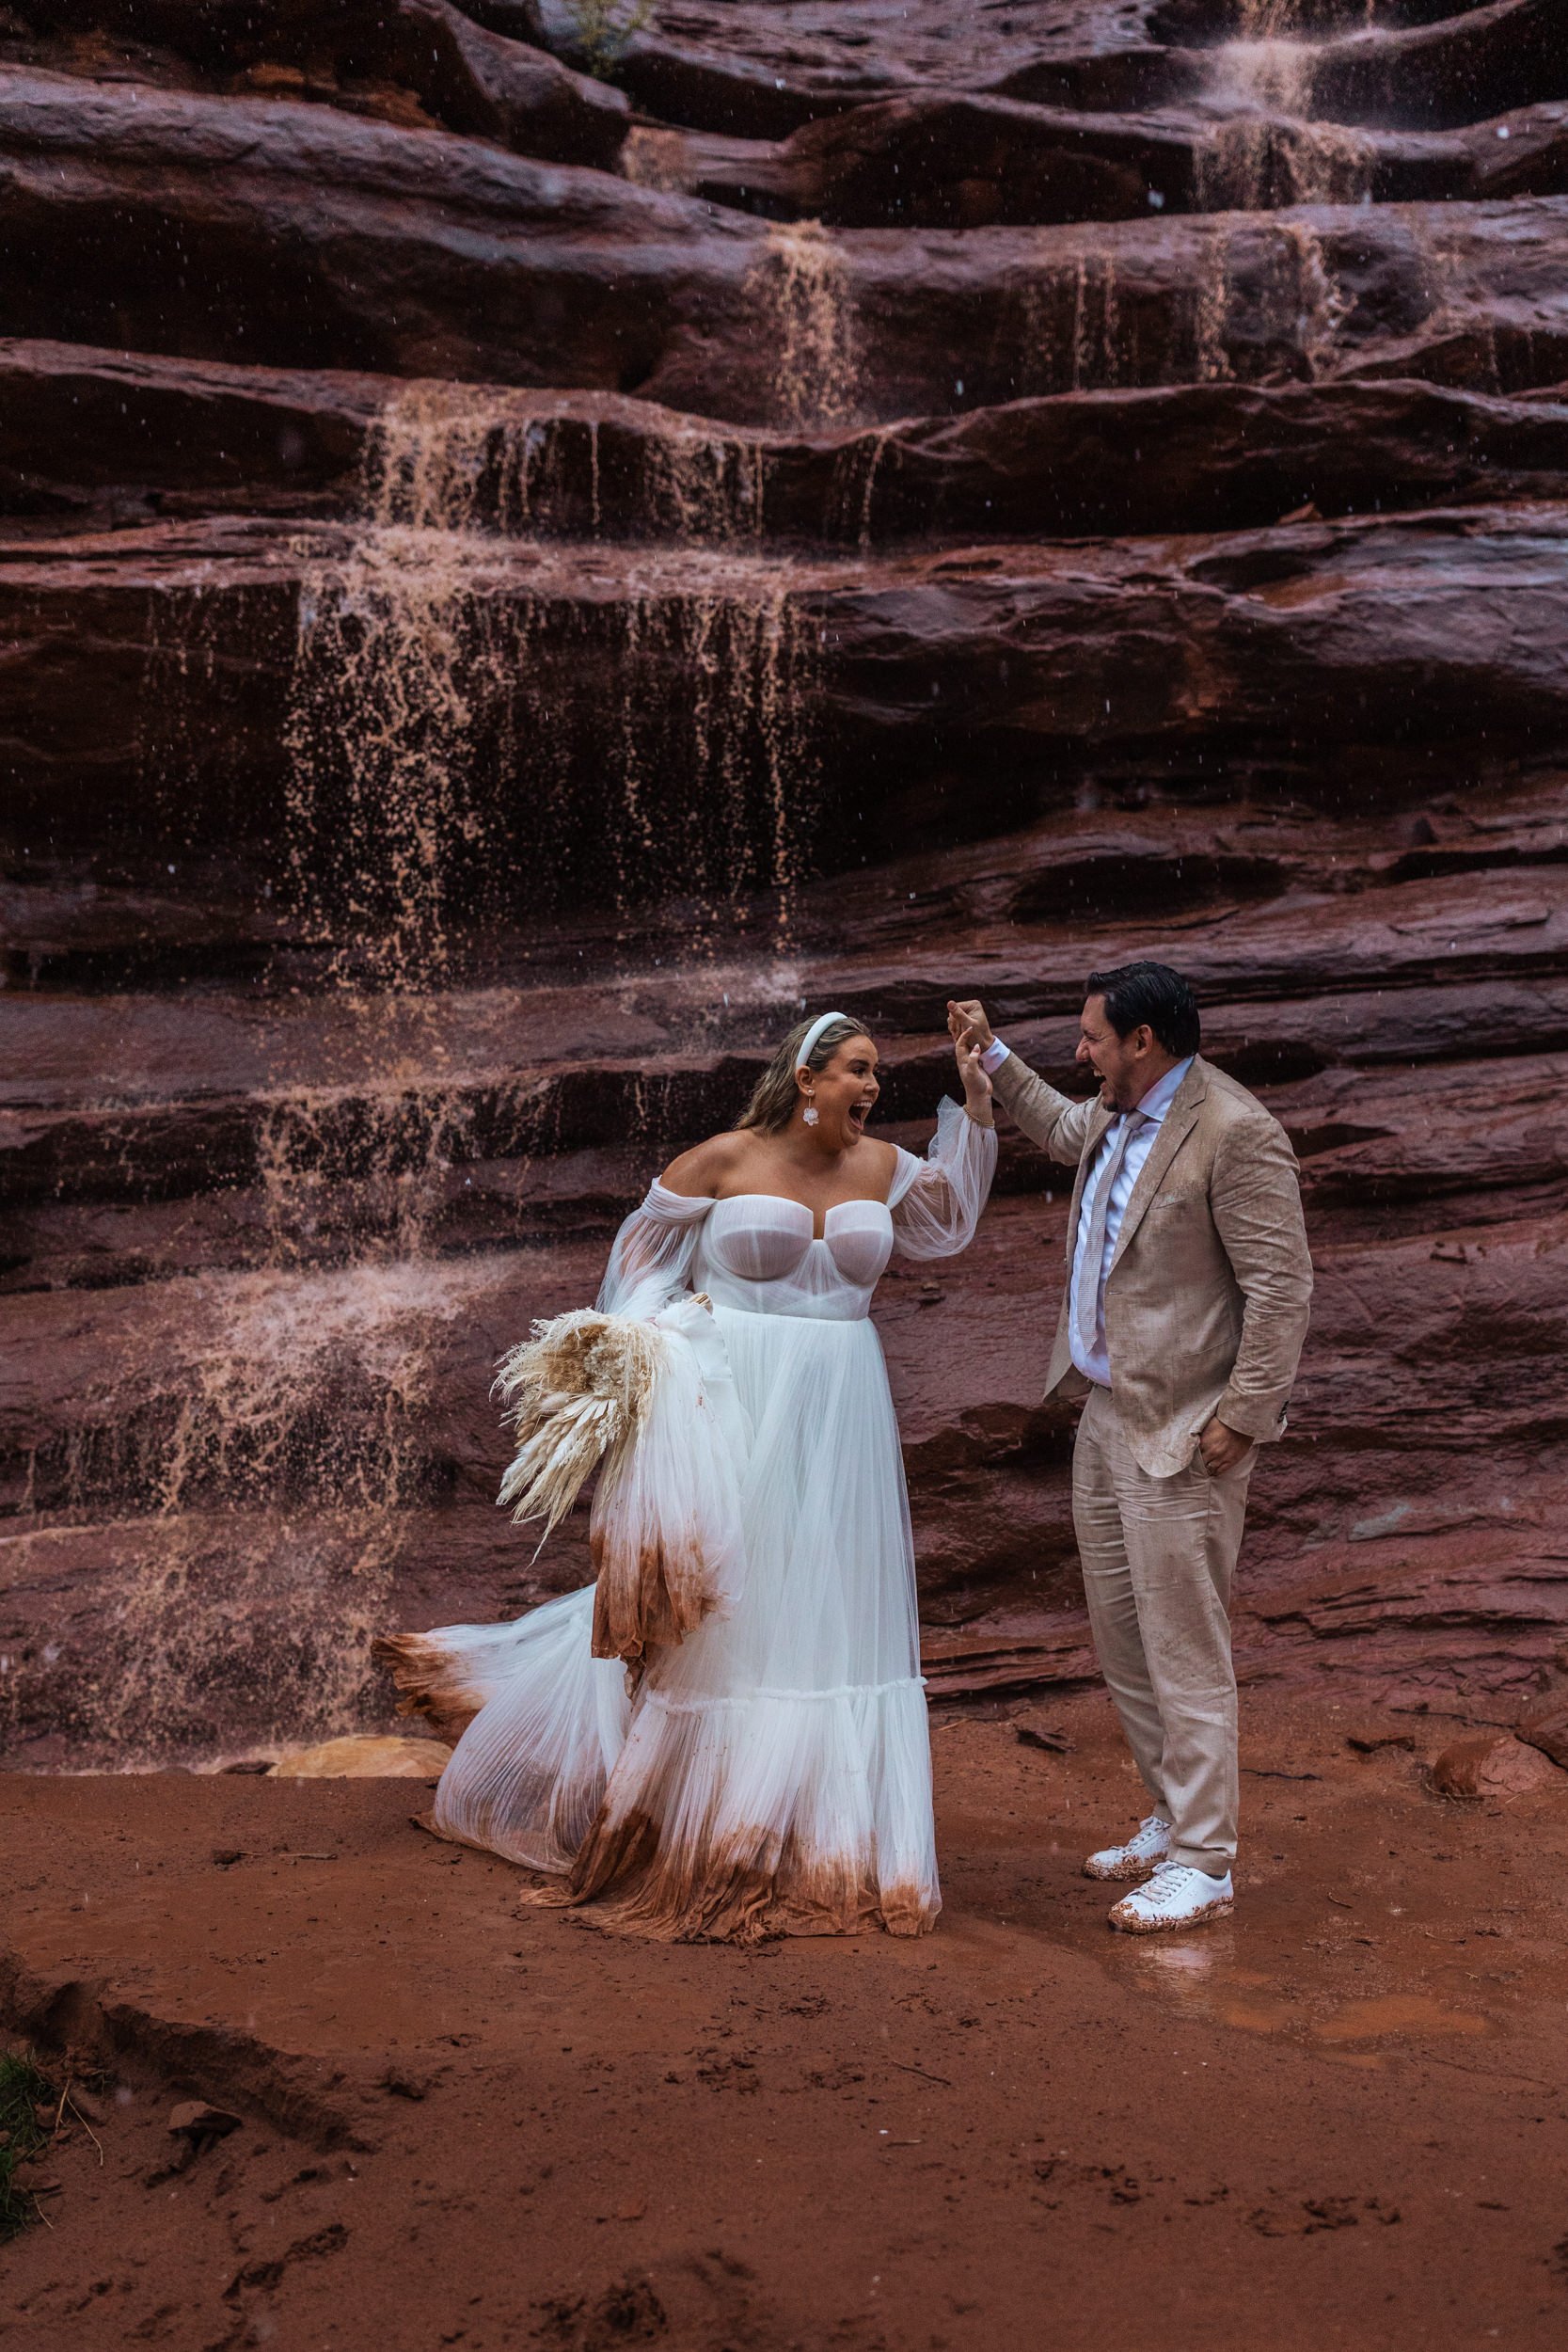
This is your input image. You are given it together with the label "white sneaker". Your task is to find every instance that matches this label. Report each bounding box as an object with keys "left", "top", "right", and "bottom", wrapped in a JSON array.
[
  {"left": 1082, "top": 1812, "right": 1171, "bottom": 1883},
  {"left": 1108, "top": 1862, "right": 1234, "bottom": 1934}
]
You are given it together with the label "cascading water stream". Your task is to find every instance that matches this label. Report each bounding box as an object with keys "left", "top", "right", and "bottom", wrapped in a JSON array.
[
  {"left": 756, "top": 221, "right": 863, "bottom": 431},
  {"left": 89, "top": 361, "right": 838, "bottom": 1761},
  {"left": 1197, "top": 0, "right": 1372, "bottom": 212},
  {"left": 289, "top": 383, "right": 824, "bottom": 952},
  {"left": 1010, "top": 0, "right": 1365, "bottom": 401}
]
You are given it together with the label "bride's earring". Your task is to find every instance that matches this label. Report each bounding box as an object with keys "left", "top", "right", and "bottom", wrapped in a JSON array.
[{"left": 802, "top": 1089, "right": 819, "bottom": 1127}]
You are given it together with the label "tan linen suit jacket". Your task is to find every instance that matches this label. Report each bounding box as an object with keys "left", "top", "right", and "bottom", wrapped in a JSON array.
[{"left": 992, "top": 1050, "right": 1313, "bottom": 1478}]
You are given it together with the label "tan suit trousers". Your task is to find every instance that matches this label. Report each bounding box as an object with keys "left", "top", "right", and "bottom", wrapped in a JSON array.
[{"left": 1072, "top": 1385, "right": 1254, "bottom": 1875}]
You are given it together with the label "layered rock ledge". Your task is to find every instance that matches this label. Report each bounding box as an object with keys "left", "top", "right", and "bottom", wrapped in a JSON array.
[{"left": 3, "top": 0, "right": 1566, "bottom": 1764}]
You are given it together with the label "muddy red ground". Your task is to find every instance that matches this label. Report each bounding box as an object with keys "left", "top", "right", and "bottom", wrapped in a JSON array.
[{"left": 5, "top": 1691, "right": 1567, "bottom": 2352}]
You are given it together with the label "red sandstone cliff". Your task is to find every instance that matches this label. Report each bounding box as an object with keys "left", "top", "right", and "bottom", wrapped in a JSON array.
[{"left": 1, "top": 0, "right": 1565, "bottom": 1763}]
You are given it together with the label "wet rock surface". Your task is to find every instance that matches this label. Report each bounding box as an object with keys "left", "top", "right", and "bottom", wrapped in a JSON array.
[
  {"left": 1, "top": 0, "right": 1567, "bottom": 1768},
  {"left": 6, "top": 73, "right": 1568, "bottom": 417},
  {"left": 2, "top": 0, "right": 631, "bottom": 164}
]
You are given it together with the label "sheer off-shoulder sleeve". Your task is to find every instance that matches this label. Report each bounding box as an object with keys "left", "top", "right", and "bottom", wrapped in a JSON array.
[
  {"left": 888, "top": 1098, "right": 997, "bottom": 1261},
  {"left": 595, "top": 1179, "right": 714, "bottom": 1322}
]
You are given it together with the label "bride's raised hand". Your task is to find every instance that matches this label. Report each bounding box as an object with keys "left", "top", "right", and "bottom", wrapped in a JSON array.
[{"left": 955, "top": 1031, "right": 995, "bottom": 1127}]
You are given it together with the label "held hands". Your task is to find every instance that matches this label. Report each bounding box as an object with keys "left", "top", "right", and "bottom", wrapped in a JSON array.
[
  {"left": 1198, "top": 1417, "right": 1252, "bottom": 1476},
  {"left": 946, "top": 998, "right": 994, "bottom": 1054},
  {"left": 947, "top": 1000, "right": 995, "bottom": 1126}
]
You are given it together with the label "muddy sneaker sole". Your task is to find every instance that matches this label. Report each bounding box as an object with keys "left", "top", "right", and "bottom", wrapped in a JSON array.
[
  {"left": 1083, "top": 1851, "right": 1166, "bottom": 1883},
  {"left": 1108, "top": 1891, "right": 1234, "bottom": 1934}
]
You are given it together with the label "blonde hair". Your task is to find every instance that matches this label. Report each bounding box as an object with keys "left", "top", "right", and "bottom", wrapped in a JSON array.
[{"left": 736, "top": 1014, "right": 867, "bottom": 1134}]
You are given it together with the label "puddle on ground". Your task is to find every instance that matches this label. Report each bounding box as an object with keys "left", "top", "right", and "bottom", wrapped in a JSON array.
[
  {"left": 1108, "top": 1939, "right": 1491, "bottom": 2052},
  {"left": 1311, "top": 1994, "right": 1489, "bottom": 2043},
  {"left": 1215, "top": 1996, "right": 1299, "bottom": 2034}
]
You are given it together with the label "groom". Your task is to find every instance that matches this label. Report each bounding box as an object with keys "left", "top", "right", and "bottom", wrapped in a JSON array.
[{"left": 949, "top": 965, "right": 1312, "bottom": 1933}]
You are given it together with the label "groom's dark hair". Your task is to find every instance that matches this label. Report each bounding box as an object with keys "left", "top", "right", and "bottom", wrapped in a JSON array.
[{"left": 1085, "top": 961, "right": 1201, "bottom": 1058}]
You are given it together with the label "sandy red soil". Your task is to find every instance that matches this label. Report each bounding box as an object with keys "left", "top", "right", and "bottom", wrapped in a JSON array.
[{"left": 5, "top": 1691, "right": 1567, "bottom": 2352}]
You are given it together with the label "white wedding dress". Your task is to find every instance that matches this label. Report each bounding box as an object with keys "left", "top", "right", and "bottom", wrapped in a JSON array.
[{"left": 382, "top": 1100, "right": 996, "bottom": 1943}]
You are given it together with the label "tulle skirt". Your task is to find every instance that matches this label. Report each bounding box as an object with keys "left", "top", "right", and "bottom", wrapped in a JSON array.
[{"left": 382, "top": 1304, "right": 940, "bottom": 1943}]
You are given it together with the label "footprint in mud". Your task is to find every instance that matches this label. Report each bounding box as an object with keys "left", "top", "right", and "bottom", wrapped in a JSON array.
[
  {"left": 223, "top": 2219, "right": 350, "bottom": 2302},
  {"left": 694, "top": 2048, "right": 761, "bottom": 2092},
  {"left": 1030, "top": 2156, "right": 1165, "bottom": 2211},
  {"left": 533, "top": 2274, "right": 667, "bottom": 2349},
  {"left": 534, "top": 2249, "right": 761, "bottom": 2349},
  {"left": 1248, "top": 2196, "right": 1402, "bottom": 2236},
  {"left": 794, "top": 2062, "right": 867, "bottom": 2093}
]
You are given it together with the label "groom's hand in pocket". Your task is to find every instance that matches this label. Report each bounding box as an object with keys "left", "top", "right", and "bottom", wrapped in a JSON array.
[
  {"left": 947, "top": 998, "right": 994, "bottom": 1052},
  {"left": 1199, "top": 1416, "right": 1252, "bottom": 1476}
]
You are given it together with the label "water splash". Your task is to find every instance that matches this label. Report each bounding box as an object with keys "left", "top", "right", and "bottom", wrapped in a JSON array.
[
  {"left": 84, "top": 1256, "right": 508, "bottom": 1757},
  {"left": 1215, "top": 31, "right": 1318, "bottom": 120},
  {"left": 286, "top": 536, "right": 477, "bottom": 993},
  {"left": 1235, "top": 0, "right": 1309, "bottom": 44},
  {"left": 1198, "top": 21, "right": 1372, "bottom": 212},
  {"left": 1198, "top": 111, "right": 1370, "bottom": 213},
  {"left": 255, "top": 1066, "right": 488, "bottom": 1267},
  {"left": 285, "top": 386, "right": 547, "bottom": 992},
  {"left": 359, "top": 379, "right": 554, "bottom": 536},
  {"left": 854, "top": 431, "right": 893, "bottom": 553},
  {"left": 757, "top": 221, "right": 861, "bottom": 429}
]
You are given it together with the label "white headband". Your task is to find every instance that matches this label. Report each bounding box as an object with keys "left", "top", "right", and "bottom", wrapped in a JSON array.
[{"left": 796, "top": 1009, "right": 850, "bottom": 1073}]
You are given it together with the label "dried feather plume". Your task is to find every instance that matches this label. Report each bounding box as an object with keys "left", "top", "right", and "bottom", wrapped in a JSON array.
[{"left": 494, "top": 1310, "right": 665, "bottom": 1547}]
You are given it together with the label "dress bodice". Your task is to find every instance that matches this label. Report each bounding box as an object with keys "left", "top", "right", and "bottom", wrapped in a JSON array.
[
  {"left": 593, "top": 1100, "right": 997, "bottom": 1327},
  {"left": 694, "top": 1194, "right": 894, "bottom": 1322}
]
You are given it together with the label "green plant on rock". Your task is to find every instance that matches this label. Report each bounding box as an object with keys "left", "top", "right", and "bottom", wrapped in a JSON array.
[
  {"left": 562, "top": 0, "right": 655, "bottom": 81},
  {"left": 0, "top": 2051, "right": 55, "bottom": 2241}
]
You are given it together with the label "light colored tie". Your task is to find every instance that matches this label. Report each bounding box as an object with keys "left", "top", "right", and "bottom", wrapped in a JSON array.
[{"left": 1073, "top": 1111, "right": 1147, "bottom": 1363}]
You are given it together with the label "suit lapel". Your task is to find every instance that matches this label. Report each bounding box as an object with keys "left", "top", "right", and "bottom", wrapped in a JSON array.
[
  {"left": 1106, "top": 1057, "right": 1210, "bottom": 1273},
  {"left": 1065, "top": 1102, "right": 1117, "bottom": 1263}
]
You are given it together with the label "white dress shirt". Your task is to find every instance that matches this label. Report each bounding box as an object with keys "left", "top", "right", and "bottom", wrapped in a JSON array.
[{"left": 980, "top": 1041, "right": 1194, "bottom": 1387}]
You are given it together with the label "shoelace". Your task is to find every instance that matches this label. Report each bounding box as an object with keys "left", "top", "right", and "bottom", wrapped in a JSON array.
[{"left": 1142, "top": 1863, "right": 1192, "bottom": 1895}]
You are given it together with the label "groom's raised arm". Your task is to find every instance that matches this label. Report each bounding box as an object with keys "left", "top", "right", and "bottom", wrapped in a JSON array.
[{"left": 947, "top": 1000, "right": 1096, "bottom": 1168}]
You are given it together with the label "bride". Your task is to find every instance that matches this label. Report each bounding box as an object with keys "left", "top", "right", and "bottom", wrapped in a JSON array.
[{"left": 378, "top": 1011, "right": 996, "bottom": 1943}]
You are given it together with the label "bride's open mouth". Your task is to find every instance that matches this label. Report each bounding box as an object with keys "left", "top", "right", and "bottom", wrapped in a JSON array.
[{"left": 847, "top": 1102, "right": 871, "bottom": 1136}]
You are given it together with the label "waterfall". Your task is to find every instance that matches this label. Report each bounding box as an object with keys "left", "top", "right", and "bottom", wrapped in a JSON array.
[
  {"left": 1197, "top": 5, "right": 1372, "bottom": 214},
  {"left": 288, "top": 385, "right": 816, "bottom": 946},
  {"left": 78, "top": 383, "right": 820, "bottom": 1758},
  {"left": 757, "top": 220, "right": 862, "bottom": 429}
]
